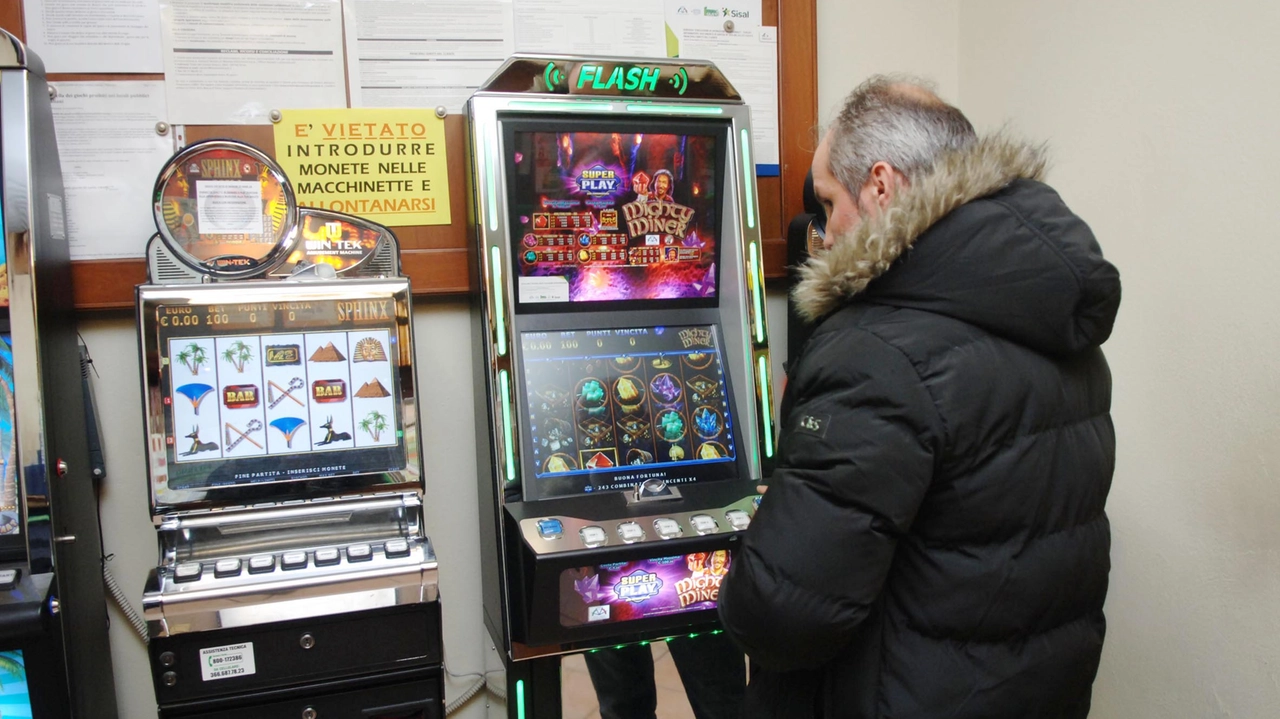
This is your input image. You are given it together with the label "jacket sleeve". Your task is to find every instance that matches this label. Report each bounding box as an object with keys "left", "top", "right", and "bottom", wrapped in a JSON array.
[{"left": 719, "top": 326, "right": 941, "bottom": 672}]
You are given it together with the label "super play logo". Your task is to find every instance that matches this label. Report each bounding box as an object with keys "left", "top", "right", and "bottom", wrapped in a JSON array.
[{"left": 577, "top": 165, "right": 620, "bottom": 196}]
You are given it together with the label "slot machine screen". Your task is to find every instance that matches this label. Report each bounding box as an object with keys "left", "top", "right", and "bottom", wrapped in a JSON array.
[
  {"left": 504, "top": 118, "right": 728, "bottom": 310},
  {"left": 520, "top": 324, "right": 738, "bottom": 501},
  {"left": 151, "top": 297, "right": 408, "bottom": 492},
  {"left": 0, "top": 650, "right": 31, "bottom": 715}
]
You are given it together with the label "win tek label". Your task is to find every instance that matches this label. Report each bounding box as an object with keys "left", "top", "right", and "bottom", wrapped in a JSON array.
[{"left": 199, "top": 642, "right": 256, "bottom": 682}]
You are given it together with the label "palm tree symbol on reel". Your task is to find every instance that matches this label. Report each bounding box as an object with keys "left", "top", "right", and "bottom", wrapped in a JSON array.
[
  {"left": 359, "top": 410, "right": 390, "bottom": 443},
  {"left": 221, "top": 340, "right": 254, "bottom": 373},
  {"left": 174, "top": 343, "right": 208, "bottom": 376}
]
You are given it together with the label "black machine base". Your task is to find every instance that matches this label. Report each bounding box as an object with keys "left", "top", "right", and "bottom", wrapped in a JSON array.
[{"left": 151, "top": 602, "right": 443, "bottom": 718}]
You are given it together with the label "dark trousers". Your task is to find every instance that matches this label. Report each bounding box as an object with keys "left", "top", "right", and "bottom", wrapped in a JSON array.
[{"left": 583, "top": 634, "right": 745, "bottom": 719}]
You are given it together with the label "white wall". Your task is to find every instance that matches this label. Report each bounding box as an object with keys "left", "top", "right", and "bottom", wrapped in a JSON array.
[
  {"left": 958, "top": 2, "right": 1280, "bottom": 715},
  {"left": 817, "top": 0, "right": 960, "bottom": 122}
]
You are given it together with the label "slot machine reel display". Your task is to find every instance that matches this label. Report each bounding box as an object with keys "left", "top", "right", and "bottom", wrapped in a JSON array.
[
  {"left": 468, "top": 55, "right": 776, "bottom": 713},
  {"left": 0, "top": 29, "right": 119, "bottom": 717},
  {"left": 138, "top": 140, "right": 443, "bottom": 717}
]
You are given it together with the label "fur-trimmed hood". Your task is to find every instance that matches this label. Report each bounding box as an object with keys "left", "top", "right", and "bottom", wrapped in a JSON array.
[{"left": 793, "top": 134, "right": 1120, "bottom": 355}]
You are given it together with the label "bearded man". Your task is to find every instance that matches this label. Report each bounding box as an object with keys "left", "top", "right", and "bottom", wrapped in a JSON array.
[{"left": 719, "top": 76, "right": 1121, "bottom": 719}]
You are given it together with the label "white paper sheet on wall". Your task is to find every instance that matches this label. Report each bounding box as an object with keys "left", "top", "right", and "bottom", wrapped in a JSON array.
[
  {"left": 664, "top": 0, "right": 762, "bottom": 57},
  {"left": 681, "top": 25, "right": 780, "bottom": 171},
  {"left": 49, "top": 81, "right": 174, "bottom": 260},
  {"left": 514, "top": 0, "right": 665, "bottom": 57},
  {"left": 24, "top": 0, "right": 164, "bottom": 73},
  {"left": 344, "top": 0, "right": 515, "bottom": 115},
  {"left": 159, "top": 0, "right": 347, "bottom": 125}
]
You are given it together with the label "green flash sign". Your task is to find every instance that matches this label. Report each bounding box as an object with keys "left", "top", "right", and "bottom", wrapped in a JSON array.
[{"left": 576, "top": 64, "right": 662, "bottom": 93}]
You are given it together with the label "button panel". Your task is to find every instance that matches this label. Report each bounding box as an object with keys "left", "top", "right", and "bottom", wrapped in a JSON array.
[
  {"left": 537, "top": 518, "right": 564, "bottom": 540},
  {"left": 690, "top": 514, "right": 719, "bottom": 535},
  {"left": 281, "top": 551, "right": 309, "bottom": 570},
  {"left": 214, "top": 558, "right": 242, "bottom": 578},
  {"left": 617, "top": 522, "right": 645, "bottom": 544},
  {"left": 174, "top": 562, "right": 203, "bottom": 583},
  {"left": 579, "top": 526, "right": 608, "bottom": 547},
  {"left": 384, "top": 539, "right": 410, "bottom": 558},
  {"left": 653, "top": 518, "right": 682, "bottom": 539},
  {"left": 725, "top": 509, "right": 751, "bottom": 531}
]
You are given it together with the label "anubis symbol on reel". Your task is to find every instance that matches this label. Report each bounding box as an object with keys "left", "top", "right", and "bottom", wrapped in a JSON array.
[
  {"left": 316, "top": 417, "right": 351, "bottom": 446},
  {"left": 181, "top": 426, "right": 219, "bottom": 456}
]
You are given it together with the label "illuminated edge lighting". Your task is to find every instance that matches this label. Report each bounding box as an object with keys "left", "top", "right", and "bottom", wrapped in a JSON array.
[
  {"left": 516, "top": 679, "right": 526, "bottom": 719},
  {"left": 626, "top": 104, "right": 724, "bottom": 115},
  {"left": 758, "top": 355, "right": 774, "bottom": 458},
  {"left": 741, "top": 128, "right": 756, "bottom": 229},
  {"left": 499, "top": 369, "right": 516, "bottom": 481},
  {"left": 748, "top": 241, "right": 765, "bottom": 344},
  {"left": 484, "top": 129, "right": 499, "bottom": 231},
  {"left": 490, "top": 245, "right": 507, "bottom": 357},
  {"left": 508, "top": 100, "right": 614, "bottom": 112}
]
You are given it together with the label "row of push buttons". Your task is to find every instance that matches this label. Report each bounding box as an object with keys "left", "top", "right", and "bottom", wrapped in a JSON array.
[
  {"left": 172, "top": 539, "right": 412, "bottom": 583},
  {"left": 536, "top": 509, "right": 754, "bottom": 547}
]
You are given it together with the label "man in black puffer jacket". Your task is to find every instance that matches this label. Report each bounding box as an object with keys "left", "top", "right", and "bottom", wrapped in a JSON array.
[{"left": 718, "top": 77, "right": 1121, "bottom": 718}]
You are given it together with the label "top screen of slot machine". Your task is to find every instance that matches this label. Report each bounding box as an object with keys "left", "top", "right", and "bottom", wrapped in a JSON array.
[
  {"left": 504, "top": 120, "right": 727, "bottom": 310},
  {"left": 520, "top": 324, "right": 739, "bottom": 501},
  {"left": 153, "top": 298, "right": 407, "bottom": 491}
]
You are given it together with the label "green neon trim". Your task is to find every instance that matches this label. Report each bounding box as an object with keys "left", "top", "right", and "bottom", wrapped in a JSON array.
[
  {"left": 508, "top": 100, "right": 615, "bottom": 112},
  {"left": 688, "top": 633, "right": 698, "bottom": 639},
  {"left": 484, "top": 132, "right": 499, "bottom": 231},
  {"left": 490, "top": 246, "right": 507, "bottom": 357},
  {"left": 640, "top": 641, "right": 649, "bottom": 646},
  {"left": 749, "top": 242, "right": 765, "bottom": 344},
  {"left": 758, "top": 355, "right": 774, "bottom": 458},
  {"left": 499, "top": 370, "right": 516, "bottom": 481},
  {"left": 665, "top": 637, "right": 673, "bottom": 642},
  {"left": 712, "top": 630, "right": 723, "bottom": 635},
  {"left": 625, "top": 104, "right": 724, "bottom": 115},
  {"left": 516, "top": 679, "right": 526, "bottom": 719},
  {"left": 741, "top": 129, "right": 756, "bottom": 229}
]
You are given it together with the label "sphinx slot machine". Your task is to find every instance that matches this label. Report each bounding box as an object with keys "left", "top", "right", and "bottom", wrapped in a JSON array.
[
  {"left": 0, "top": 28, "right": 119, "bottom": 718},
  {"left": 467, "top": 56, "right": 776, "bottom": 716},
  {"left": 138, "top": 139, "right": 442, "bottom": 717}
]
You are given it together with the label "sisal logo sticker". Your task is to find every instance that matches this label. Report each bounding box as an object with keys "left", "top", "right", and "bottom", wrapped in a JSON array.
[{"left": 795, "top": 413, "right": 829, "bottom": 438}]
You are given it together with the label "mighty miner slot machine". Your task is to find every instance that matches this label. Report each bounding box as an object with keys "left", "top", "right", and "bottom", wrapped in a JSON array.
[
  {"left": 137, "top": 140, "right": 443, "bottom": 718},
  {"left": 467, "top": 55, "right": 776, "bottom": 715}
]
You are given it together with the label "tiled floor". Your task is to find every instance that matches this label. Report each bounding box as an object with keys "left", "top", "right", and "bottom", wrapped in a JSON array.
[{"left": 561, "top": 642, "right": 697, "bottom": 719}]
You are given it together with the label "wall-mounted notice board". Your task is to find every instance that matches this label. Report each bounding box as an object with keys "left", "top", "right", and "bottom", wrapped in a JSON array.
[{"left": 0, "top": 1, "right": 815, "bottom": 310}]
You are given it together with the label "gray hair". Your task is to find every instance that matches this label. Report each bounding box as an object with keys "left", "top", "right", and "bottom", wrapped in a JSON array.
[{"left": 827, "top": 75, "right": 977, "bottom": 194}]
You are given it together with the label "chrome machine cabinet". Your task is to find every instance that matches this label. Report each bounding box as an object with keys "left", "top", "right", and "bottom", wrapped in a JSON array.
[
  {"left": 468, "top": 55, "right": 776, "bottom": 716},
  {"left": 137, "top": 140, "right": 443, "bottom": 717},
  {"left": 0, "top": 28, "right": 119, "bottom": 718}
]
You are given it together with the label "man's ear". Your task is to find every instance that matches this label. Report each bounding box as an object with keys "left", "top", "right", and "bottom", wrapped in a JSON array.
[{"left": 865, "top": 161, "right": 901, "bottom": 209}]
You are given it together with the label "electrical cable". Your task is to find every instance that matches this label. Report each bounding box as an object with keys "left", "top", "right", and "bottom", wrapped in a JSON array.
[{"left": 103, "top": 562, "right": 148, "bottom": 644}]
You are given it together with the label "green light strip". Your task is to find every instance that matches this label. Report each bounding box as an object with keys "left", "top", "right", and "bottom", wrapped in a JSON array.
[
  {"left": 484, "top": 130, "right": 499, "bottom": 231},
  {"left": 626, "top": 104, "right": 724, "bottom": 115},
  {"left": 758, "top": 355, "right": 774, "bottom": 458},
  {"left": 748, "top": 241, "right": 765, "bottom": 345},
  {"left": 741, "top": 129, "right": 756, "bottom": 229},
  {"left": 490, "top": 246, "right": 507, "bottom": 357},
  {"left": 499, "top": 370, "right": 516, "bottom": 481},
  {"left": 516, "top": 679, "right": 526, "bottom": 719},
  {"left": 508, "top": 100, "right": 615, "bottom": 112}
]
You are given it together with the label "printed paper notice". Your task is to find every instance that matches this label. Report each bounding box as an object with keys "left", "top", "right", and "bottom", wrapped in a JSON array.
[
  {"left": 273, "top": 109, "right": 452, "bottom": 227},
  {"left": 160, "top": 0, "right": 347, "bottom": 125},
  {"left": 345, "top": 0, "right": 514, "bottom": 115},
  {"left": 197, "top": 182, "right": 264, "bottom": 236},
  {"left": 199, "top": 642, "right": 256, "bottom": 682},
  {"left": 682, "top": 26, "right": 779, "bottom": 168},
  {"left": 25, "top": 0, "right": 164, "bottom": 73},
  {"left": 514, "top": 0, "right": 665, "bottom": 57},
  {"left": 50, "top": 81, "right": 174, "bottom": 260}
]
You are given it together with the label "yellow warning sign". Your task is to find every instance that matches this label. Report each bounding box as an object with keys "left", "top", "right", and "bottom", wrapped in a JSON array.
[{"left": 274, "top": 108, "right": 451, "bottom": 227}]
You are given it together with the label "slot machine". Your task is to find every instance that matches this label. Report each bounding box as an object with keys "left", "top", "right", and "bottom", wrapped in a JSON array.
[
  {"left": 0, "top": 29, "right": 118, "bottom": 718},
  {"left": 467, "top": 56, "right": 776, "bottom": 715},
  {"left": 137, "top": 139, "right": 443, "bottom": 717}
]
